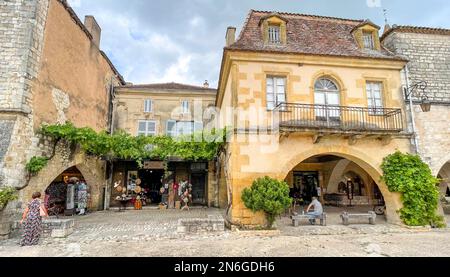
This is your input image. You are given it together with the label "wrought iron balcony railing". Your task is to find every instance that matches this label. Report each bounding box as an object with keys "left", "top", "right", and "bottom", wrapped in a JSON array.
[{"left": 273, "top": 103, "right": 404, "bottom": 133}]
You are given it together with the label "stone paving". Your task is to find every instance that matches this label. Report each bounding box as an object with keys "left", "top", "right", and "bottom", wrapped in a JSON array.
[{"left": 0, "top": 207, "right": 449, "bottom": 257}]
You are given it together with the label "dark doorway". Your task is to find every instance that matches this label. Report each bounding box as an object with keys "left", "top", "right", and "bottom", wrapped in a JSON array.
[
  {"left": 190, "top": 173, "right": 206, "bottom": 205},
  {"left": 138, "top": 169, "right": 164, "bottom": 205},
  {"left": 293, "top": 171, "right": 319, "bottom": 203}
]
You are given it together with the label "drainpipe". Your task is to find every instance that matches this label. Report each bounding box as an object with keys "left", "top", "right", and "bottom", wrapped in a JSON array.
[
  {"left": 404, "top": 65, "right": 420, "bottom": 154},
  {"left": 104, "top": 77, "right": 116, "bottom": 210}
]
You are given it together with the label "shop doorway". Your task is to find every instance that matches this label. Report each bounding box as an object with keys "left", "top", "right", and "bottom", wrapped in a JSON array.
[
  {"left": 138, "top": 169, "right": 164, "bottom": 205},
  {"left": 45, "top": 166, "right": 90, "bottom": 216},
  {"left": 190, "top": 173, "right": 206, "bottom": 205},
  {"left": 292, "top": 171, "right": 319, "bottom": 203}
]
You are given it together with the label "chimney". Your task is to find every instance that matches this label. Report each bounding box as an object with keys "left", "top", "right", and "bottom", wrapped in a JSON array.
[
  {"left": 203, "top": 80, "right": 210, "bottom": 88},
  {"left": 84, "top": 15, "right": 101, "bottom": 48},
  {"left": 225, "top": 27, "right": 236, "bottom": 47},
  {"left": 383, "top": 24, "right": 391, "bottom": 35}
]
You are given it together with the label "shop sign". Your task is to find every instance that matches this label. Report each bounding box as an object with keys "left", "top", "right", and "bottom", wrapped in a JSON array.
[{"left": 143, "top": 161, "right": 165, "bottom": 170}]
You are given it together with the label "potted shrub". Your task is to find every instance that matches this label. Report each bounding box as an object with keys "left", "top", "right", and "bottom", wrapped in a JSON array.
[
  {"left": 242, "top": 176, "right": 292, "bottom": 229},
  {"left": 0, "top": 187, "right": 18, "bottom": 240}
]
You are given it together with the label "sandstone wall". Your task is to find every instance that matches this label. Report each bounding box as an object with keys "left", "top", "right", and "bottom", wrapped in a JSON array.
[{"left": 0, "top": 0, "right": 123, "bottom": 213}]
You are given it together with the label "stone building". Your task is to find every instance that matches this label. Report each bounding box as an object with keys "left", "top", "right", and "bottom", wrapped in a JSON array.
[
  {"left": 382, "top": 26, "right": 450, "bottom": 211},
  {"left": 217, "top": 10, "right": 412, "bottom": 226},
  {"left": 0, "top": 0, "right": 124, "bottom": 216},
  {"left": 110, "top": 82, "right": 227, "bottom": 208}
]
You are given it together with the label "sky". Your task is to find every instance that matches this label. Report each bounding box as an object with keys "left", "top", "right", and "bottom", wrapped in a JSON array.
[{"left": 69, "top": 0, "right": 450, "bottom": 88}]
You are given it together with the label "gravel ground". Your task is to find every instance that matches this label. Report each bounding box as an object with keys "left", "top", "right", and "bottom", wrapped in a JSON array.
[{"left": 0, "top": 208, "right": 449, "bottom": 257}]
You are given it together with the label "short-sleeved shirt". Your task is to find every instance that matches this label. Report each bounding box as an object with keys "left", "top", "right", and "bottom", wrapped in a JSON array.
[{"left": 311, "top": 199, "right": 323, "bottom": 214}]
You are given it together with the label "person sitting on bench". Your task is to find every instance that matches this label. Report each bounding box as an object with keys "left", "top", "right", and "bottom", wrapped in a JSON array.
[{"left": 305, "top": 197, "right": 323, "bottom": 225}]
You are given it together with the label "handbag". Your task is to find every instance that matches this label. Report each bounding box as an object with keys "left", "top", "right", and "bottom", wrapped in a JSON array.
[{"left": 40, "top": 205, "right": 47, "bottom": 217}]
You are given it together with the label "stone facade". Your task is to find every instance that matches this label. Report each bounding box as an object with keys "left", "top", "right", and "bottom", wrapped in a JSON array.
[
  {"left": 382, "top": 29, "right": 450, "bottom": 176},
  {"left": 217, "top": 12, "right": 411, "bottom": 227},
  {"left": 111, "top": 83, "right": 225, "bottom": 209},
  {"left": 0, "top": 0, "right": 124, "bottom": 217},
  {"left": 383, "top": 31, "right": 450, "bottom": 103}
]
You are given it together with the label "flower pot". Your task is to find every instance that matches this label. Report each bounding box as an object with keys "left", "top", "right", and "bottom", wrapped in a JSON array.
[{"left": 0, "top": 221, "right": 11, "bottom": 240}]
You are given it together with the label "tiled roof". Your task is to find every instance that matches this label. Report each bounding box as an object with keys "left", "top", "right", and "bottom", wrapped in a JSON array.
[
  {"left": 228, "top": 10, "right": 405, "bottom": 61},
  {"left": 118, "top": 82, "right": 217, "bottom": 93},
  {"left": 381, "top": 25, "right": 450, "bottom": 40}
]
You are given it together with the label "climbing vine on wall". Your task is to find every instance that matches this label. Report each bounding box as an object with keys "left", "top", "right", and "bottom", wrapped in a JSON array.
[
  {"left": 25, "top": 156, "right": 49, "bottom": 175},
  {"left": 38, "top": 122, "right": 228, "bottom": 167},
  {"left": 381, "top": 151, "right": 445, "bottom": 228}
]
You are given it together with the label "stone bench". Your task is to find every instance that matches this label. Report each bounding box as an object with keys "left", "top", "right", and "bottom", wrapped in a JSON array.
[
  {"left": 341, "top": 211, "right": 376, "bottom": 226},
  {"left": 11, "top": 218, "right": 75, "bottom": 238},
  {"left": 291, "top": 213, "right": 327, "bottom": 226},
  {"left": 177, "top": 215, "right": 225, "bottom": 233}
]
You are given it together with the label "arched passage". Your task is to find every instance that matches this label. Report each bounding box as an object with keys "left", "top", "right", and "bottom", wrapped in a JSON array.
[
  {"left": 278, "top": 148, "right": 403, "bottom": 224},
  {"left": 438, "top": 161, "right": 450, "bottom": 216},
  {"left": 23, "top": 148, "right": 106, "bottom": 212}
]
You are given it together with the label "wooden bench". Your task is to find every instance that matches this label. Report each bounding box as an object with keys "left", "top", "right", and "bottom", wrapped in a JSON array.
[
  {"left": 291, "top": 213, "right": 327, "bottom": 226},
  {"left": 341, "top": 211, "right": 376, "bottom": 226}
]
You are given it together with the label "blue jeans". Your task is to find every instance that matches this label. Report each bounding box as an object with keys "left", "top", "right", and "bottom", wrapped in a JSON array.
[{"left": 307, "top": 212, "right": 322, "bottom": 218}]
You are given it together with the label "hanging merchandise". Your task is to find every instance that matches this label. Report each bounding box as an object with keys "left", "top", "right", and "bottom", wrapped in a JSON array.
[
  {"left": 65, "top": 183, "right": 75, "bottom": 216},
  {"left": 77, "top": 181, "right": 88, "bottom": 215}
]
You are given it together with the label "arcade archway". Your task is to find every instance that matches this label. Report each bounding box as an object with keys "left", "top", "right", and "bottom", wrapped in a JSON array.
[{"left": 279, "top": 150, "right": 402, "bottom": 223}]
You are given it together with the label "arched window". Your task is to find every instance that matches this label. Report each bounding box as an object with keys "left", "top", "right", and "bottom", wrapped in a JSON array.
[{"left": 314, "top": 78, "right": 341, "bottom": 121}]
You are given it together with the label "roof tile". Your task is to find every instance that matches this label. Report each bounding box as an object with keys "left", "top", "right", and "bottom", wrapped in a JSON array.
[{"left": 229, "top": 10, "right": 405, "bottom": 61}]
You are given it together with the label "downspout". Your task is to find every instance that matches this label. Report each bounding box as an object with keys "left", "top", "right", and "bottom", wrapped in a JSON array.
[
  {"left": 104, "top": 77, "right": 116, "bottom": 210},
  {"left": 404, "top": 65, "right": 420, "bottom": 154}
]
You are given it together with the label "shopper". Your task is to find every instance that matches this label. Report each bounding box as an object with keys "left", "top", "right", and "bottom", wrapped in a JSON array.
[{"left": 20, "top": 192, "right": 48, "bottom": 246}]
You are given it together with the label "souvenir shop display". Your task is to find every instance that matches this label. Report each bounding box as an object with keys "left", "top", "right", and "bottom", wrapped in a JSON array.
[
  {"left": 116, "top": 194, "right": 132, "bottom": 212},
  {"left": 134, "top": 196, "right": 142, "bottom": 210},
  {"left": 65, "top": 181, "right": 75, "bottom": 216},
  {"left": 77, "top": 181, "right": 88, "bottom": 215},
  {"left": 168, "top": 181, "right": 175, "bottom": 209}
]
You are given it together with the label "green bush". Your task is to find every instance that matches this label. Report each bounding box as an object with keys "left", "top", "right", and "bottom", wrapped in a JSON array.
[
  {"left": 381, "top": 151, "right": 445, "bottom": 228},
  {"left": 0, "top": 187, "right": 18, "bottom": 210},
  {"left": 242, "top": 176, "right": 292, "bottom": 229},
  {"left": 26, "top": 157, "right": 49, "bottom": 175}
]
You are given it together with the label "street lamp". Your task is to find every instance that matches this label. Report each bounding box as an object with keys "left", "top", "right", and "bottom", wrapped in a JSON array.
[{"left": 404, "top": 81, "right": 431, "bottom": 113}]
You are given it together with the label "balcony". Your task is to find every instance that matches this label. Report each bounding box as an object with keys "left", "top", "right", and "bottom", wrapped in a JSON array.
[{"left": 273, "top": 103, "right": 404, "bottom": 135}]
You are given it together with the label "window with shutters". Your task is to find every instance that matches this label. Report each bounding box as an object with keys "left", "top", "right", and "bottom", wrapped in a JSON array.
[
  {"left": 137, "top": 120, "right": 157, "bottom": 136},
  {"left": 181, "top": 100, "right": 190, "bottom": 114},
  {"left": 266, "top": 76, "right": 286, "bottom": 110},
  {"left": 366, "top": 82, "right": 384, "bottom": 115},
  {"left": 268, "top": 25, "right": 281, "bottom": 44},
  {"left": 166, "top": 120, "right": 177, "bottom": 137},
  {"left": 362, "top": 32, "right": 375, "bottom": 50},
  {"left": 144, "top": 99, "right": 153, "bottom": 113}
]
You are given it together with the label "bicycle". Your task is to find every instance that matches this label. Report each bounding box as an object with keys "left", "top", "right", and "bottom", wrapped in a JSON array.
[
  {"left": 47, "top": 199, "right": 64, "bottom": 218},
  {"left": 373, "top": 198, "right": 386, "bottom": 215}
]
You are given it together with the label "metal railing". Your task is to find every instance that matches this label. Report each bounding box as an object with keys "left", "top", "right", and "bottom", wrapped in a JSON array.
[{"left": 273, "top": 103, "right": 404, "bottom": 133}]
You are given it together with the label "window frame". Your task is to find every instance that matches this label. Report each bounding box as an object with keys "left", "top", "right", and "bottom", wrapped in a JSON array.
[
  {"left": 137, "top": 120, "right": 157, "bottom": 137},
  {"left": 268, "top": 24, "right": 281, "bottom": 44},
  {"left": 144, "top": 99, "right": 153, "bottom": 113},
  {"left": 266, "top": 76, "right": 287, "bottom": 111},
  {"left": 181, "top": 100, "right": 190, "bottom": 114},
  {"left": 166, "top": 120, "right": 177, "bottom": 137},
  {"left": 366, "top": 81, "right": 385, "bottom": 116},
  {"left": 362, "top": 31, "right": 375, "bottom": 50}
]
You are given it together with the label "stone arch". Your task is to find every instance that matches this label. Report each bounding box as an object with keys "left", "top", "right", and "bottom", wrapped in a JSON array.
[
  {"left": 310, "top": 70, "right": 347, "bottom": 92},
  {"left": 326, "top": 159, "right": 351, "bottom": 193},
  {"left": 22, "top": 147, "right": 106, "bottom": 211},
  {"left": 437, "top": 161, "right": 450, "bottom": 197},
  {"left": 277, "top": 145, "right": 403, "bottom": 224}
]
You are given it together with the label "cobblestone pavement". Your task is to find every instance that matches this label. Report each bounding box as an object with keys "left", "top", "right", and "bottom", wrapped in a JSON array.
[{"left": 0, "top": 208, "right": 449, "bottom": 257}]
